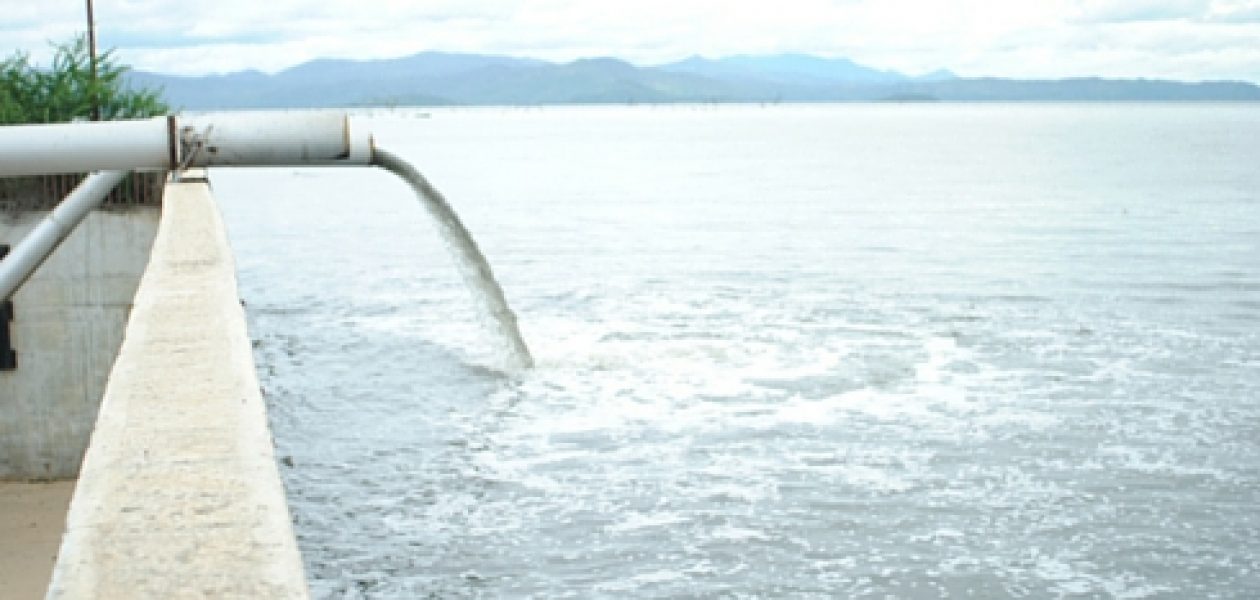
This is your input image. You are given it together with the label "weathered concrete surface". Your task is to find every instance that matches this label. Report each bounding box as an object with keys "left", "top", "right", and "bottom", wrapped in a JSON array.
[
  {"left": 0, "top": 209, "right": 159, "bottom": 479},
  {"left": 47, "top": 175, "right": 308, "bottom": 599}
]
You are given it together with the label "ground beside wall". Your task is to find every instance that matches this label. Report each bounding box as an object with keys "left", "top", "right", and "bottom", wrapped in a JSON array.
[{"left": 0, "top": 481, "right": 75, "bottom": 599}]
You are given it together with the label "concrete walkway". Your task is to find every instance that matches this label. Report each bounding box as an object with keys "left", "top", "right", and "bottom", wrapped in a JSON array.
[{"left": 46, "top": 175, "right": 308, "bottom": 599}]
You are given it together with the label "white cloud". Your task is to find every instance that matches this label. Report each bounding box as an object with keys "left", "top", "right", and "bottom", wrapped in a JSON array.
[
  {"left": 1, "top": 0, "right": 1257, "bottom": 82},
  {"left": 1207, "top": 0, "right": 1260, "bottom": 21},
  {"left": 1073, "top": 0, "right": 1211, "bottom": 22}
]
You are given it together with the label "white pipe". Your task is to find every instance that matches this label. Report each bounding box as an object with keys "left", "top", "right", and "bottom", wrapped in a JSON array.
[
  {"left": 0, "top": 171, "right": 127, "bottom": 301},
  {"left": 180, "top": 112, "right": 374, "bottom": 167},
  {"left": 0, "top": 118, "right": 171, "bottom": 177},
  {"left": 0, "top": 112, "right": 374, "bottom": 177}
]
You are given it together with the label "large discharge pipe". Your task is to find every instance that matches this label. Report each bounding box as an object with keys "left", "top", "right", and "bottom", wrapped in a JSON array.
[
  {"left": 0, "top": 112, "right": 374, "bottom": 177},
  {"left": 0, "top": 112, "right": 533, "bottom": 367},
  {"left": 0, "top": 113, "right": 375, "bottom": 301}
]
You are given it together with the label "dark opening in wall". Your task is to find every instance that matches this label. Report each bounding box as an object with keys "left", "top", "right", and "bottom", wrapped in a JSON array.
[{"left": 1, "top": 244, "right": 15, "bottom": 370}]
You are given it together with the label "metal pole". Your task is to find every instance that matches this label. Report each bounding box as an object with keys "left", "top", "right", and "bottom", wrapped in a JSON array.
[
  {"left": 86, "top": 0, "right": 100, "bottom": 121},
  {"left": 0, "top": 171, "right": 126, "bottom": 301}
]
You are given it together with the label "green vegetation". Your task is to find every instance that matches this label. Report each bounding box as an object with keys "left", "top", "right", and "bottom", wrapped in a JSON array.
[{"left": 0, "top": 35, "right": 167, "bottom": 125}]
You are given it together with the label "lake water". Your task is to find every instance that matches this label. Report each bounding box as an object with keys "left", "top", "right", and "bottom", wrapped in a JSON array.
[{"left": 212, "top": 104, "right": 1260, "bottom": 599}]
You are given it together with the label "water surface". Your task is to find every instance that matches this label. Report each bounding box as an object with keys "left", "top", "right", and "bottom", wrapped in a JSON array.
[{"left": 214, "top": 104, "right": 1260, "bottom": 599}]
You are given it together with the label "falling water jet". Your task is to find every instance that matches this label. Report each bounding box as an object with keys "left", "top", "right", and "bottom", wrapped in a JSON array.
[{"left": 372, "top": 148, "right": 534, "bottom": 369}]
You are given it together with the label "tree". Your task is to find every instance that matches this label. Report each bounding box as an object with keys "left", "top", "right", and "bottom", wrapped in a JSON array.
[{"left": 0, "top": 35, "right": 167, "bottom": 125}]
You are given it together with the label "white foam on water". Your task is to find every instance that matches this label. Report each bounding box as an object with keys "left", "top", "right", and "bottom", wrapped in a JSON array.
[
  {"left": 605, "top": 512, "right": 690, "bottom": 534},
  {"left": 709, "top": 524, "right": 774, "bottom": 542},
  {"left": 1095, "top": 444, "right": 1241, "bottom": 483},
  {"left": 592, "top": 569, "right": 687, "bottom": 594}
]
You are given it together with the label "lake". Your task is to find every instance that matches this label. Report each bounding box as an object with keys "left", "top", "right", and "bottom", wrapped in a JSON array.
[{"left": 213, "top": 104, "right": 1260, "bottom": 599}]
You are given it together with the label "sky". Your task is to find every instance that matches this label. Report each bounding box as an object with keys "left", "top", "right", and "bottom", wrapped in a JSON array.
[{"left": 2, "top": 0, "right": 1259, "bottom": 82}]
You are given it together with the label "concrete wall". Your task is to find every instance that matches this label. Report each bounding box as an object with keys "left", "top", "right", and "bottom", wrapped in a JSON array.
[
  {"left": 47, "top": 175, "right": 309, "bottom": 598},
  {"left": 0, "top": 208, "right": 159, "bottom": 480}
]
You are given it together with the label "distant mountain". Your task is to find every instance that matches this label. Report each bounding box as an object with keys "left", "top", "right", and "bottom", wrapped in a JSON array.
[
  {"left": 915, "top": 69, "right": 958, "bottom": 82},
  {"left": 423, "top": 57, "right": 732, "bottom": 105},
  {"left": 126, "top": 52, "right": 1260, "bottom": 110},
  {"left": 660, "top": 53, "right": 913, "bottom": 85},
  {"left": 128, "top": 52, "right": 548, "bottom": 109}
]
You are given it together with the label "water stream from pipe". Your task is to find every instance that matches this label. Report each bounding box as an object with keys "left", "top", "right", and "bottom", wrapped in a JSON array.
[{"left": 373, "top": 148, "right": 534, "bottom": 369}]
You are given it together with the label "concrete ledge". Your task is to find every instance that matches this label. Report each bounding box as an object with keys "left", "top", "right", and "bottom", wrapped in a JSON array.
[{"left": 47, "top": 175, "right": 308, "bottom": 598}]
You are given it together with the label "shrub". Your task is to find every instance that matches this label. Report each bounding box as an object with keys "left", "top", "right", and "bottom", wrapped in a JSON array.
[{"left": 0, "top": 34, "right": 167, "bottom": 125}]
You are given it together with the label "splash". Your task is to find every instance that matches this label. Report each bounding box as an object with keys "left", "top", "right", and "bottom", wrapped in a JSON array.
[{"left": 373, "top": 148, "right": 533, "bottom": 369}]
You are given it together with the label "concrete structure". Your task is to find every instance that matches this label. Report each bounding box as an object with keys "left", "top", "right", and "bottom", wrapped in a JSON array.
[
  {"left": 0, "top": 205, "right": 159, "bottom": 479},
  {"left": 46, "top": 174, "right": 308, "bottom": 598},
  {"left": 1, "top": 112, "right": 387, "bottom": 597},
  {"left": 1, "top": 111, "right": 372, "bottom": 480},
  {"left": 0, "top": 113, "right": 389, "bottom": 596}
]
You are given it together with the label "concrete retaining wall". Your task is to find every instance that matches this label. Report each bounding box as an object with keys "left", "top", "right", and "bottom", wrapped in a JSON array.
[
  {"left": 47, "top": 175, "right": 308, "bottom": 598},
  {"left": 1, "top": 208, "right": 159, "bottom": 479}
]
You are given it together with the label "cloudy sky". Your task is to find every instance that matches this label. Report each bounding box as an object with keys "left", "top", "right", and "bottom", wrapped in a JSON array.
[{"left": 2, "top": 0, "right": 1259, "bottom": 82}]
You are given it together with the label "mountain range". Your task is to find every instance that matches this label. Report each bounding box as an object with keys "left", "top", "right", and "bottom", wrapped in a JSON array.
[{"left": 126, "top": 52, "right": 1260, "bottom": 109}]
